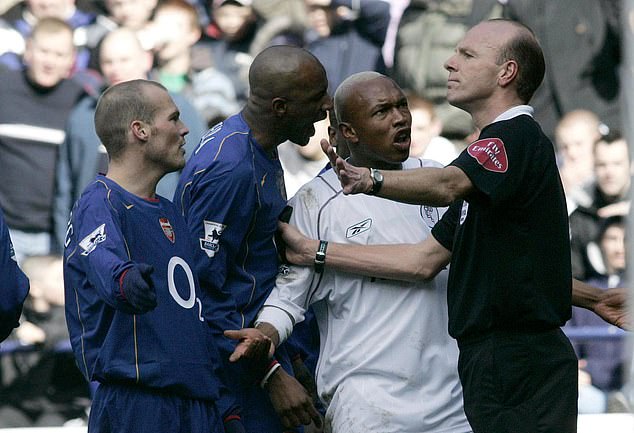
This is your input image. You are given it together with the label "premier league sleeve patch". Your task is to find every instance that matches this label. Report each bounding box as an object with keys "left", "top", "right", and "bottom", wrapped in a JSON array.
[
  {"left": 200, "top": 220, "right": 226, "bottom": 258},
  {"left": 79, "top": 224, "right": 106, "bottom": 256},
  {"left": 467, "top": 138, "right": 508, "bottom": 173}
]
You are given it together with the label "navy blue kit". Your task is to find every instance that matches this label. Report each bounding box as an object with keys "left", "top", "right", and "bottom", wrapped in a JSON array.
[
  {"left": 175, "top": 113, "right": 297, "bottom": 432},
  {"left": 0, "top": 208, "right": 29, "bottom": 342},
  {"left": 64, "top": 176, "right": 232, "bottom": 433}
]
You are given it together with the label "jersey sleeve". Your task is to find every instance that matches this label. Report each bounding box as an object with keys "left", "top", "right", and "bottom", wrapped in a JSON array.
[
  {"left": 431, "top": 200, "right": 461, "bottom": 252},
  {"left": 257, "top": 183, "right": 334, "bottom": 343},
  {"left": 67, "top": 192, "right": 138, "bottom": 314},
  {"left": 450, "top": 119, "right": 532, "bottom": 206},
  {"left": 0, "top": 211, "right": 29, "bottom": 342}
]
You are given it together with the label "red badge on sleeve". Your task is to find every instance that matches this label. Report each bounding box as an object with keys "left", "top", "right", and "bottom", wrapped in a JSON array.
[{"left": 467, "top": 138, "right": 508, "bottom": 173}]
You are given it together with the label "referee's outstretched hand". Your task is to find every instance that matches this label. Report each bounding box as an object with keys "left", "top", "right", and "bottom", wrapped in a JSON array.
[
  {"left": 121, "top": 264, "right": 157, "bottom": 313},
  {"left": 321, "top": 138, "right": 372, "bottom": 195}
]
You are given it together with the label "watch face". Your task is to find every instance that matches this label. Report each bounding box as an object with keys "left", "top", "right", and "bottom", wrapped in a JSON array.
[{"left": 374, "top": 170, "right": 384, "bottom": 182}]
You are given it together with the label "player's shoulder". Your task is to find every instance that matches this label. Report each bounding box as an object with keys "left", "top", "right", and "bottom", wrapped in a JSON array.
[
  {"left": 291, "top": 167, "right": 340, "bottom": 205},
  {"left": 74, "top": 177, "right": 127, "bottom": 216},
  {"left": 186, "top": 114, "right": 253, "bottom": 173}
]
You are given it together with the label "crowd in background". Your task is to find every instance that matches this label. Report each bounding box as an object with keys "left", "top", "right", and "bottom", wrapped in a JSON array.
[{"left": 0, "top": 0, "right": 630, "bottom": 428}]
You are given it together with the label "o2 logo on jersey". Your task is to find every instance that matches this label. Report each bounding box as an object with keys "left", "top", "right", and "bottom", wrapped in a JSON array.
[
  {"left": 79, "top": 224, "right": 106, "bottom": 256},
  {"left": 167, "top": 256, "right": 203, "bottom": 321}
]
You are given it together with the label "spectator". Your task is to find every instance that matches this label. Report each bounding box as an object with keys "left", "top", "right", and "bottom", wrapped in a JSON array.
[
  {"left": 0, "top": 0, "right": 96, "bottom": 71},
  {"left": 503, "top": 0, "right": 622, "bottom": 140},
  {"left": 81, "top": 0, "right": 158, "bottom": 70},
  {"left": 554, "top": 110, "right": 605, "bottom": 214},
  {"left": 407, "top": 91, "right": 459, "bottom": 165},
  {"left": 148, "top": 0, "right": 240, "bottom": 126},
  {"left": 569, "top": 131, "right": 631, "bottom": 280},
  {"left": 0, "top": 17, "right": 85, "bottom": 261},
  {"left": 303, "top": 0, "right": 390, "bottom": 95},
  {"left": 53, "top": 27, "right": 206, "bottom": 249},
  {"left": 201, "top": 0, "right": 303, "bottom": 104},
  {"left": 568, "top": 216, "right": 630, "bottom": 412}
]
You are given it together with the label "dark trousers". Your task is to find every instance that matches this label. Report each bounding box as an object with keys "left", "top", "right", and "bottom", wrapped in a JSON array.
[{"left": 458, "top": 328, "right": 578, "bottom": 433}]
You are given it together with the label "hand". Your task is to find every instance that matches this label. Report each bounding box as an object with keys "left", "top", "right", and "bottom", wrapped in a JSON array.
[
  {"left": 320, "top": 139, "right": 372, "bottom": 195},
  {"left": 593, "top": 287, "right": 631, "bottom": 330},
  {"left": 121, "top": 264, "right": 156, "bottom": 313},
  {"left": 266, "top": 367, "right": 322, "bottom": 429},
  {"left": 597, "top": 200, "right": 630, "bottom": 218},
  {"left": 224, "top": 328, "right": 273, "bottom": 362},
  {"left": 277, "top": 221, "right": 317, "bottom": 266}
]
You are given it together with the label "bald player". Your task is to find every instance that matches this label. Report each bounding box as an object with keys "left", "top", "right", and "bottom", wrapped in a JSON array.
[
  {"left": 231, "top": 71, "right": 472, "bottom": 432},
  {"left": 174, "top": 46, "right": 332, "bottom": 431}
]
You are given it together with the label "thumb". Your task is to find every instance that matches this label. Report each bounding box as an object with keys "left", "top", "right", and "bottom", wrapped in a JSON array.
[{"left": 224, "top": 329, "right": 243, "bottom": 340}]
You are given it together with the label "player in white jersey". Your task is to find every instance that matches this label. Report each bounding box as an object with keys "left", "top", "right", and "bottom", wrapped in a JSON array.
[{"left": 229, "top": 72, "right": 471, "bottom": 433}]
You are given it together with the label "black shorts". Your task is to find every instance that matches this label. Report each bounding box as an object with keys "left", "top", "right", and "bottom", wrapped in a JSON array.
[{"left": 457, "top": 328, "right": 578, "bottom": 433}]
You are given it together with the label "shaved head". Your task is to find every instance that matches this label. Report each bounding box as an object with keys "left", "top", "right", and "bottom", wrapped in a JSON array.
[
  {"left": 334, "top": 71, "right": 386, "bottom": 123},
  {"left": 249, "top": 45, "right": 325, "bottom": 100}
]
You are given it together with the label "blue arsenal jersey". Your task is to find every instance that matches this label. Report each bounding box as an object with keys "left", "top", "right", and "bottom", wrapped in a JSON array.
[{"left": 64, "top": 176, "right": 229, "bottom": 402}]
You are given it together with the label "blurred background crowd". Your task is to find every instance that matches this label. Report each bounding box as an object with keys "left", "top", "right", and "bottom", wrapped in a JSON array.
[{"left": 0, "top": 0, "right": 630, "bottom": 428}]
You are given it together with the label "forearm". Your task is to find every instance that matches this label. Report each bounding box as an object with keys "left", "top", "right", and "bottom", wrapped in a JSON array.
[
  {"left": 301, "top": 238, "right": 449, "bottom": 282},
  {"left": 378, "top": 166, "right": 470, "bottom": 206},
  {"left": 571, "top": 278, "right": 601, "bottom": 311}
]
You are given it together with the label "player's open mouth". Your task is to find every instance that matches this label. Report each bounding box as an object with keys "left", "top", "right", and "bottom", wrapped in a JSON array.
[{"left": 393, "top": 129, "right": 411, "bottom": 151}]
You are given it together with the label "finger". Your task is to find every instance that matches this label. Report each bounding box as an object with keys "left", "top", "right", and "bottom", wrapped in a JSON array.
[
  {"left": 282, "top": 411, "right": 302, "bottom": 429},
  {"left": 307, "top": 403, "right": 322, "bottom": 427},
  {"left": 321, "top": 139, "right": 338, "bottom": 168},
  {"left": 297, "top": 407, "right": 312, "bottom": 425},
  {"left": 223, "top": 329, "right": 245, "bottom": 340}
]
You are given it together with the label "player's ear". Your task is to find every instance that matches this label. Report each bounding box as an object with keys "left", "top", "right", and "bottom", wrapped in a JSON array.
[
  {"left": 272, "top": 97, "right": 288, "bottom": 117},
  {"left": 339, "top": 122, "right": 358, "bottom": 143},
  {"left": 131, "top": 120, "right": 150, "bottom": 141}
]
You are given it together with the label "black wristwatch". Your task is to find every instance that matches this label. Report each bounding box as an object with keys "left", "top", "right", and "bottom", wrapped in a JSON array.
[
  {"left": 314, "top": 240, "right": 328, "bottom": 273},
  {"left": 368, "top": 168, "right": 384, "bottom": 195}
]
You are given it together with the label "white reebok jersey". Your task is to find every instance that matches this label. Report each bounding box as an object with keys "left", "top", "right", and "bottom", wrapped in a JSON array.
[{"left": 258, "top": 158, "right": 471, "bottom": 433}]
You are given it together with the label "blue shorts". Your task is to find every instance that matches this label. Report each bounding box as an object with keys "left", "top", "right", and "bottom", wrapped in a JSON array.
[{"left": 88, "top": 382, "right": 223, "bottom": 433}]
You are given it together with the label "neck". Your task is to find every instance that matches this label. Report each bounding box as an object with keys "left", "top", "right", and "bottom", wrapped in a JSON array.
[
  {"left": 159, "top": 53, "right": 191, "bottom": 75},
  {"left": 106, "top": 160, "right": 163, "bottom": 199},
  {"left": 242, "top": 106, "right": 282, "bottom": 153},
  {"left": 467, "top": 95, "right": 525, "bottom": 130},
  {"left": 348, "top": 154, "right": 403, "bottom": 171}
]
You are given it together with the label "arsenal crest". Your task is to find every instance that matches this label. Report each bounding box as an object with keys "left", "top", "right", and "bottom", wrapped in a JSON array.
[{"left": 159, "top": 217, "right": 175, "bottom": 243}]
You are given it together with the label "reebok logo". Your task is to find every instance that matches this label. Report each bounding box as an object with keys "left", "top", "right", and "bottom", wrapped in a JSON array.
[{"left": 346, "top": 218, "right": 372, "bottom": 238}]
